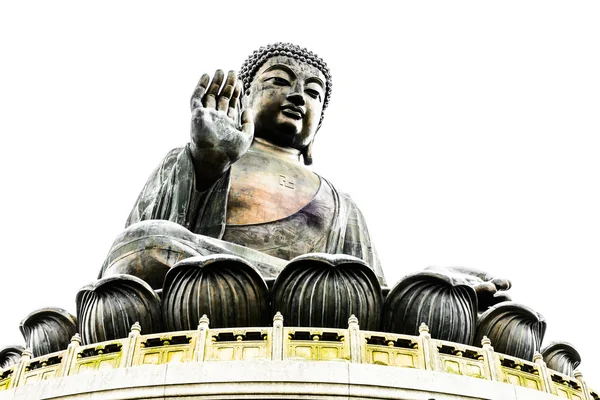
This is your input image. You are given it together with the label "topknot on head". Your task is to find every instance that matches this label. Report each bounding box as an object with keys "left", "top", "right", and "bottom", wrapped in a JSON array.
[{"left": 239, "top": 43, "right": 333, "bottom": 115}]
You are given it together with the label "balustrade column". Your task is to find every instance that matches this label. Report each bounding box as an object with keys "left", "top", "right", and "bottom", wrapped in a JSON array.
[
  {"left": 194, "top": 315, "right": 210, "bottom": 362},
  {"left": 347, "top": 315, "right": 361, "bottom": 363},
  {"left": 533, "top": 352, "right": 555, "bottom": 394},
  {"left": 9, "top": 348, "right": 31, "bottom": 389},
  {"left": 418, "top": 323, "right": 435, "bottom": 370},
  {"left": 271, "top": 312, "right": 284, "bottom": 361},
  {"left": 120, "top": 322, "right": 141, "bottom": 368},
  {"left": 481, "top": 336, "right": 501, "bottom": 382},
  {"left": 59, "top": 334, "right": 81, "bottom": 377},
  {"left": 574, "top": 370, "right": 593, "bottom": 400}
]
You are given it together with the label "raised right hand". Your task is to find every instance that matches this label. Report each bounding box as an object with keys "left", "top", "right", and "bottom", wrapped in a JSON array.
[{"left": 189, "top": 70, "right": 254, "bottom": 189}]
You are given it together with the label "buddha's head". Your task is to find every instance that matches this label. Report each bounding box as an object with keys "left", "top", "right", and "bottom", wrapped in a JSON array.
[{"left": 239, "top": 43, "right": 332, "bottom": 165}]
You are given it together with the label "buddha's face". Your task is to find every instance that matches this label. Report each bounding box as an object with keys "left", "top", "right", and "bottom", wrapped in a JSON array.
[{"left": 246, "top": 56, "right": 326, "bottom": 150}]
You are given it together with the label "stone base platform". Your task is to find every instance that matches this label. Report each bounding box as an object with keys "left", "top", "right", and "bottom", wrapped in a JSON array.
[
  {"left": 0, "top": 316, "right": 594, "bottom": 400},
  {"left": 0, "top": 359, "right": 558, "bottom": 400}
]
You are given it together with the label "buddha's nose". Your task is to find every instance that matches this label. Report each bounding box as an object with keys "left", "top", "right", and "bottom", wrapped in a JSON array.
[
  {"left": 287, "top": 83, "right": 306, "bottom": 106},
  {"left": 287, "top": 91, "right": 305, "bottom": 106}
]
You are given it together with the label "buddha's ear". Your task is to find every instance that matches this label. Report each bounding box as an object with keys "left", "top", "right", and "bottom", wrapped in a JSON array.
[
  {"left": 302, "top": 141, "right": 314, "bottom": 166},
  {"left": 303, "top": 114, "right": 325, "bottom": 165},
  {"left": 240, "top": 91, "right": 250, "bottom": 109},
  {"left": 238, "top": 92, "right": 251, "bottom": 126}
]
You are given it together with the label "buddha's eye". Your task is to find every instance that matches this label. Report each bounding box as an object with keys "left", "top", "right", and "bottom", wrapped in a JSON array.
[
  {"left": 267, "top": 77, "right": 290, "bottom": 86},
  {"left": 306, "top": 89, "right": 322, "bottom": 102}
]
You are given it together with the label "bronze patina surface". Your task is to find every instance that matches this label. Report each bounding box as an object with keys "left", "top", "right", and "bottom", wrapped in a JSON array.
[
  {"left": 103, "top": 43, "right": 384, "bottom": 289},
  {"left": 1, "top": 43, "right": 595, "bottom": 398}
]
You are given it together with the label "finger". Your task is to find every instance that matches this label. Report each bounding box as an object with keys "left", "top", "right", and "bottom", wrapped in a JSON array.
[
  {"left": 240, "top": 109, "right": 254, "bottom": 138},
  {"left": 474, "top": 282, "right": 497, "bottom": 296},
  {"left": 492, "top": 278, "right": 512, "bottom": 290},
  {"left": 227, "top": 82, "right": 242, "bottom": 120},
  {"left": 203, "top": 69, "right": 225, "bottom": 109},
  {"left": 217, "top": 71, "right": 236, "bottom": 112},
  {"left": 227, "top": 104, "right": 238, "bottom": 123},
  {"left": 491, "top": 293, "right": 511, "bottom": 306},
  {"left": 190, "top": 74, "right": 210, "bottom": 111}
]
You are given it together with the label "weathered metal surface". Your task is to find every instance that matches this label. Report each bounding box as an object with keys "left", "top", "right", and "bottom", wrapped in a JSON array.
[
  {"left": 272, "top": 253, "right": 382, "bottom": 330},
  {"left": 3, "top": 43, "right": 591, "bottom": 398},
  {"left": 382, "top": 271, "right": 477, "bottom": 345},
  {"left": 424, "top": 266, "right": 512, "bottom": 313},
  {"left": 100, "top": 220, "right": 201, "bottom": 290},
  {"left": 115, "top": 42, "right": 383, "bottom": 289},
  {"left": 76, "top": 275, "right": 163, "bottom": 344},
  {"left": 0, "top": 346, "right": 23, "bottom": 369},
  {"left": 162, "top": 255, "right": 270, "bottom": 330},
  {"left": 101, "top": 220, "right": 288, "bottom": 284},
  {"left": 475, "top": 302, "right": 546, "bottom": 361},
  {"left": 542, "top": 342, "right": 581, "bottom": 377},
  {"left": 19, "top": 308, "right": 77, "bottom": 357}
]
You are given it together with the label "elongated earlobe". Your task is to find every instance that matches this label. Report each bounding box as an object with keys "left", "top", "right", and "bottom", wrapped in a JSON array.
[{"left": 302, "top": 141, "right": 314, "bottom": 165}]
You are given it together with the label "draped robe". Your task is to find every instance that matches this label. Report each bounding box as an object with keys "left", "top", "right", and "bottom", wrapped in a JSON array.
[{"left": 101, "top": 145, "right": 385, "bottom": 286}]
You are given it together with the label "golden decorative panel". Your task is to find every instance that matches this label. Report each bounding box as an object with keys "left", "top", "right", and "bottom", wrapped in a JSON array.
[
  {"left": 284, "top": 328, "right": 349, "bottom": 361},
  {"left": 0, "top": 320, "right": 596, "bottom": 399}
]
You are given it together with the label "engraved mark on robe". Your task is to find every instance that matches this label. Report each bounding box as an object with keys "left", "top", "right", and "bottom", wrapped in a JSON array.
[{"left": 279, "top": 174, "right": 295, "bottom": 189}]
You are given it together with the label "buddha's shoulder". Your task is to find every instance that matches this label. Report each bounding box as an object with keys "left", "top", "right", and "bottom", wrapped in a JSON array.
[{"left": 318, "top": 176, "right": 357, "bottom": 204}]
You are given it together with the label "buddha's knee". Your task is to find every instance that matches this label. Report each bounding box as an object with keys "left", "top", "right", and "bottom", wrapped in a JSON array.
[{"left": 100, "top": 220, "right": 201, "bottom": 290}]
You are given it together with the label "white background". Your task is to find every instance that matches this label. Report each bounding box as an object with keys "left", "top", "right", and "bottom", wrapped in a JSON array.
[{"left": 0, "top": 0, "right": 598, "bottom": 388}]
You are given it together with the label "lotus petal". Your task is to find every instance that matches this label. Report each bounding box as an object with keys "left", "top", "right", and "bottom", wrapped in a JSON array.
[
  {"left": 0, "top": 346, "right": 24, "bottom": 369},
  {"left": 162, "top": 254, "right": 269, "bottom": 330},
  {"left": 475, "top": 302, "right": 546, "bottom": 360},
  {"left": 542, "top": 341, "right": 581, "bottom": 377},
  {"left": 76, "top": 275, "right": 163, "bottom": 344},
  {"left": 19, "top": 308, "right": 77, "bottom": 357},
  {"left": 272, "top": 253, "right": 382, "bottom": 330},
  {"left": 382, "top": 270, "right": 477, "bottom": 344}
]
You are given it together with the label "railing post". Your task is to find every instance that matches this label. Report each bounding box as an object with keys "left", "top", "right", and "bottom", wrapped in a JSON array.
[
  {"left": 59, "top": 333, "right": 81, "bottom": 377},
  {"left": 418, "top": 323, "right": 435, "bottom": 370},
  {"left": 9, "top": 348, "right": 31, "bottom": 389},
  {"left": 271, "top": 312, "right": 284, "bottom": 361},
  {"left": 347, "top": 315, "right": 361, "bottom": 363},
  {"left": 121, "top": 322, "right": 141, "bottom": 368},
  {"left": 574, "top": 370, "right": 593, "bottom": 400},
  {"left": 481, "top": 336, "right": 501, "bottom": 382},
  {"left": 194, "top": 315, "right": 210, "bottom": 362},
  {"left": 533, "top": 352, "right": 555, "bottom": 394}
]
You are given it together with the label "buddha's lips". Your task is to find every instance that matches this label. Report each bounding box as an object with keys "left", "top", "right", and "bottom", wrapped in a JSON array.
[{"left": 281, "top": 105, "right": 304, "bottom": 120}]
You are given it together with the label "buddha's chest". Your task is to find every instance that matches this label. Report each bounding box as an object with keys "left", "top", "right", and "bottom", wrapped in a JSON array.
[{"left": 225, "top": 152, "right": 320, "bottom": 225}]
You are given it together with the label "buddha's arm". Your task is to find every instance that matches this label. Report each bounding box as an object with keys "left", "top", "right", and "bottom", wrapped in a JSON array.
[
  {"left": 126, "top": 145, "right": 230, "bottom": 237},
  {"left": 343, "top": 202, "right": 384, "bottom": 285},
  {"left": 126, "top": 147, "right": 183, "bottom": 227},
  {"left": 126, "top": 70, "right": 252, "bottom": 230},
  {"left": 323, "top": 180, "right": 385, "bottom": 285}
]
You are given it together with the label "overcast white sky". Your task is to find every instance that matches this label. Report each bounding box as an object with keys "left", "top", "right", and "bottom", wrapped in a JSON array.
[{"left": 1, "top": 0, "right": 599, "bottom": 388}]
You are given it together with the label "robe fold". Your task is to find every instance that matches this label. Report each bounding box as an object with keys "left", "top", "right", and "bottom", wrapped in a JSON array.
[{"left": 116, "top": 144, "right": 385, "bottom": 284}]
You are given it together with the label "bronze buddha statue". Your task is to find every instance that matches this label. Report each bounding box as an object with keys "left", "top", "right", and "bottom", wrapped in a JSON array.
[
  {"left": 100, "top": 43, "right": 384, "bottom": 288},
  {"left": 7, "top": 44, "right": 544, "bottom": 362}
]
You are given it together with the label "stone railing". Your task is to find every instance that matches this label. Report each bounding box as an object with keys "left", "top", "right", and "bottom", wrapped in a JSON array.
[{"left": 0, "top": 314, "right": 596, "bottom": 400}]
